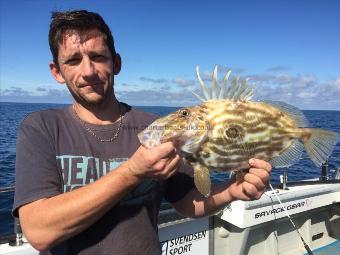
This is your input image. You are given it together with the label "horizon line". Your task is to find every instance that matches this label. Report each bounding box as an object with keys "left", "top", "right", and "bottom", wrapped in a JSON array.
[{"left": 0, "top": 100, "right": 339, "bottom": 112}]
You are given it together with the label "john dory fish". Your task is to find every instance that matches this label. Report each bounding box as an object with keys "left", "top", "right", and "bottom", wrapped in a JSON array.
[{"left": 138, "top": 66, "right": 339, "bottom": 197}]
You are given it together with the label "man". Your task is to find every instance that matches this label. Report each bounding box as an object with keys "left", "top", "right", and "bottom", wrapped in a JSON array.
[{"left": 13, "top": 10, "right": 271, "bottom": 255}]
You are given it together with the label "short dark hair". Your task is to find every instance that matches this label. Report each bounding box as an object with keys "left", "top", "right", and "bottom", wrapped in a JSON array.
[{"left": 49, "top": 10, "right": 116, "bottom": 68}]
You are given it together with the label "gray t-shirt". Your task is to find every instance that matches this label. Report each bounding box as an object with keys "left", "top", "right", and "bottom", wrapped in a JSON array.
[{"left": 13, "top": 104, "right": 194, "bottom": 255}]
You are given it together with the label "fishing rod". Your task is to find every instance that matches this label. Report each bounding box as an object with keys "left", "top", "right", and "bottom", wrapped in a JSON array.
[{"left": 268, "top": 183, "right": 314, "bottom": 255}]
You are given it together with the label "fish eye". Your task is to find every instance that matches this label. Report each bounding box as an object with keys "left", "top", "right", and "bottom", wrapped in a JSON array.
[
  {"left": 179, "top": 109, "right": 190, "bottom": 117},
  {"left": 225, "top": 126, "right": 240, "bottom": 138}
]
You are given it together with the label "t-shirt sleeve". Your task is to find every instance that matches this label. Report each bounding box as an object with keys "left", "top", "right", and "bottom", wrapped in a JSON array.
[
  {"left": 163, "top": 160, "right": 195, "bottom": 203},
  {"left": 12, "top": 113, "right": 62, "bottom": 217}
]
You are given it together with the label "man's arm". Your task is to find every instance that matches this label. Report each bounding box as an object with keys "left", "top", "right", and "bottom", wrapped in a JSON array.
[
  {"left": 19, "top": 142, "right": 179, "bottom": 251},
  {"left": 172, "top": 159, "right": 272, "bottom": 218}
]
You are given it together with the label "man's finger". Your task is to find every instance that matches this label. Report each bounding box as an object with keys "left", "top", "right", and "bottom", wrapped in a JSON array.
[
  {"left": 159, "top": 155, "right": 180, "bottom": 179},
  {"left": 152, "top": 142, "right": 176, "bottom": 158},
  {"left": 165, "top": 154, "right": 180, "bottom": 172},
  {"left": 249, "top": 168, "right": 270, "bottom": 181},
  {"left": 242, "top": 182, "right": 258, "bottom": 199},
  {"left": 243, "top": 173, "right": 266, "bottom": 190},
  {"left": 249, "top": 158, "right": 272, "bottom": 172},
  {"left": 243, "top": 182, "right": 263, "bottom": 200}
]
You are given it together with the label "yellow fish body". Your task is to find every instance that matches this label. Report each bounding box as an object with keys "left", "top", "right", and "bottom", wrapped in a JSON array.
[{"left": 138, "top": 66, "right": 339, "bottom": 197}]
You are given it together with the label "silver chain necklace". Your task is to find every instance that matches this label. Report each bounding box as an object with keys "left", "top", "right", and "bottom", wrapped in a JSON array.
[{"left": 73, "top": 103, "right": 123, "bottom": 142}]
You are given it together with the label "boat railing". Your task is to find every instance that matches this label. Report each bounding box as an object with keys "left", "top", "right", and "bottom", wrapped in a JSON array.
[
  {"left": 336, "top": 168, "right": 340, "bottom": 180},
  {"left": 278, "top": 161, "right": 340, "bottom": 188},
  {"left": 0, "top": 218, "right": 23, "bottom": 247},
  {"left": 0, "top": 186, "right": 22, "bottom": 247}
]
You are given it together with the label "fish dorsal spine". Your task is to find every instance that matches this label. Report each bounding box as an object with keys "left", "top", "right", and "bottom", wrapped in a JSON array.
[{"left": 193, "top": 65, "right": 255, "bottom": 102}]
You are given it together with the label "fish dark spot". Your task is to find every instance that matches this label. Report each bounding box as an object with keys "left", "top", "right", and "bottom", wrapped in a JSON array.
[
  {"left": 225, "top": 125, "right": 245, "bottom": 139},
  {"left": 226, "top": 127, "right": 239, "bottom": 138}
]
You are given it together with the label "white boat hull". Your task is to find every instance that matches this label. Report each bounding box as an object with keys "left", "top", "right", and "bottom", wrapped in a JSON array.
[{"left": 1, "top": 183, "right": 339, "bottom": 255}]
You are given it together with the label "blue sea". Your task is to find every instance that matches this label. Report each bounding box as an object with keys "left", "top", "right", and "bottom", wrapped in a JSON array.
[{"left": 0, "top": 102, "right": 339, "bottom": 236}]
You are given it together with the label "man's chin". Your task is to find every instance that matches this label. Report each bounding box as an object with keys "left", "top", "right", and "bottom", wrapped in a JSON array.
[
  {"left": 68, "top": 86, "right": 114, "bottom": 109},
  {"left": 77, "top": 94, "right": 110, "bottom": 109}
]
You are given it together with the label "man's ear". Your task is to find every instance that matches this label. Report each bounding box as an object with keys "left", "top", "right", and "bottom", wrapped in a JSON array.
[
  {"left": 113, "top": 54, "right": 121, "bottom": 75},
  {"left": 49, "top": 62, "right": 66, "bottom": 84}
]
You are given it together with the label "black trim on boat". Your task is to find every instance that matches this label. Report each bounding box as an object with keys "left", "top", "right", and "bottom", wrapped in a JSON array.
[{"left": 0, "top": 234, "right": 15, "bottom": 245}]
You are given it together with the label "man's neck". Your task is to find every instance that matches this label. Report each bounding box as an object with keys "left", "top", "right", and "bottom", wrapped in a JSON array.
[{"left": 73, "top": 99, "right": 122, "bottom": 125}]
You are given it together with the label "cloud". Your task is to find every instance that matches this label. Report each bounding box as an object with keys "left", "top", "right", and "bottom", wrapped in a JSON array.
[
  {"left": 1, "top": 67, "right": 339, "bottom": 110},
  {"left": 36, "top": 87, "right": 47, "bottom": 92},
  {"left": 247, "top": 73, "right": 298, "bottom": 85},
  {"left": 266, "top": 65, "right": 291, "bottom": 73},
  {"left": 116, "top": 88, "right": 198, "bottom": 107},
  {"left": 172, "top": 77, "right": 195, "bottom": 87},
  {"left": 219, "top": 66, "right": 245, "bottom": 74},
  {"left": 251, "top": 74, "right": 340, "bottom": 110},
  {"left": 334, "top": 78, "right": 340, "bottom": 91},
  {"left": 2, "top": 86, "right": 31, "bottom": 97},
  {"left": 160, "top": 85, "right": 171, "bottom": 90},
  {"left": 118, "top": 67, "right": 340, "bottom": 109},
  {"left": 0, "top": 86, "right": 72, "bottom": 103},
  {"left": 119, "top": 83, "right": 140, "bottom": 90},
  {"left": 296, "top": 91, "right": 318, "bottom": 99},
  {"left": 139, "top": 77, "right": 168, "bottom": 83}
]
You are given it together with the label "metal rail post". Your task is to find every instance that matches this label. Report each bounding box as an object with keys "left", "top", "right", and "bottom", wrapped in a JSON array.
[{"left": 321, "top": 160, "right": 329, "bottom": 181}]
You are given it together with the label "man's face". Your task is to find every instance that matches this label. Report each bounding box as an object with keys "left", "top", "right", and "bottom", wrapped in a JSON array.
[{"left": 52, "top": 29, "right": 119, "bottom": 107}]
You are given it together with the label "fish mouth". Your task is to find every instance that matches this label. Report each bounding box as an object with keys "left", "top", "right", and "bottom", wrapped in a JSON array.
[
  {"left": 138, "top": 123, "right": 182, "bottom": 148},
  {"left": 138, "top": 118, "right": 209, "bottom": 150},
  {"left": 138, "top": 124, "right": 162, "bottom": 148}
]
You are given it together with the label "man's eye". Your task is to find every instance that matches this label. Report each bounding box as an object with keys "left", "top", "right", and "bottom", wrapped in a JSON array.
[
  {"left": 92, "top": 55, "right": 106, "bottom": 61},
  {"left": 66, "top": 58, "right": 81, "bottom": 65}
]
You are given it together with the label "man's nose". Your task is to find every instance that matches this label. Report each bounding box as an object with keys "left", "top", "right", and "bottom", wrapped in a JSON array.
[{"left": 80, "top": 57, "right": 96, "bottom": 78}]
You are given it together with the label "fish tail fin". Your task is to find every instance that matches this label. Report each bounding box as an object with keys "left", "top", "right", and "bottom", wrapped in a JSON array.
[{"left": 303, "top": 128, "right": 339, "bottom": 167}]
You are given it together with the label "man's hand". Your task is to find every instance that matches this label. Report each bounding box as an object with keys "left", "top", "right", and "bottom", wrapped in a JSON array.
[
  {"left": 226, "top": 158, "right": 272, "bottom": 201},
  {"left": 125, "top": 142, "right": 180, "bottom": 180},
  {"left": 172, "top": 158, "right": 272, "bottom": 218}
]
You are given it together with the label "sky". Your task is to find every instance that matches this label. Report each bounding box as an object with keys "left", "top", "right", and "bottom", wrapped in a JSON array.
[{"left": 0, "top": 0, "right": 339, "bottom": 110}]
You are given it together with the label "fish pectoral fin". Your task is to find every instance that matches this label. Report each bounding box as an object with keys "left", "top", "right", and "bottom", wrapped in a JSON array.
[
  {"left": 269, "top": 139, "right": 304, "bottom": 168},
  {"left": 193, "top": 164, "right": 211, "bottom": 197}
]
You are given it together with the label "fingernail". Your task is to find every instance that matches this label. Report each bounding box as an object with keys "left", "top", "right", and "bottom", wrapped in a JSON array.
[{"left": 249, "top": 158, "right": 255, "bottom": 164}]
